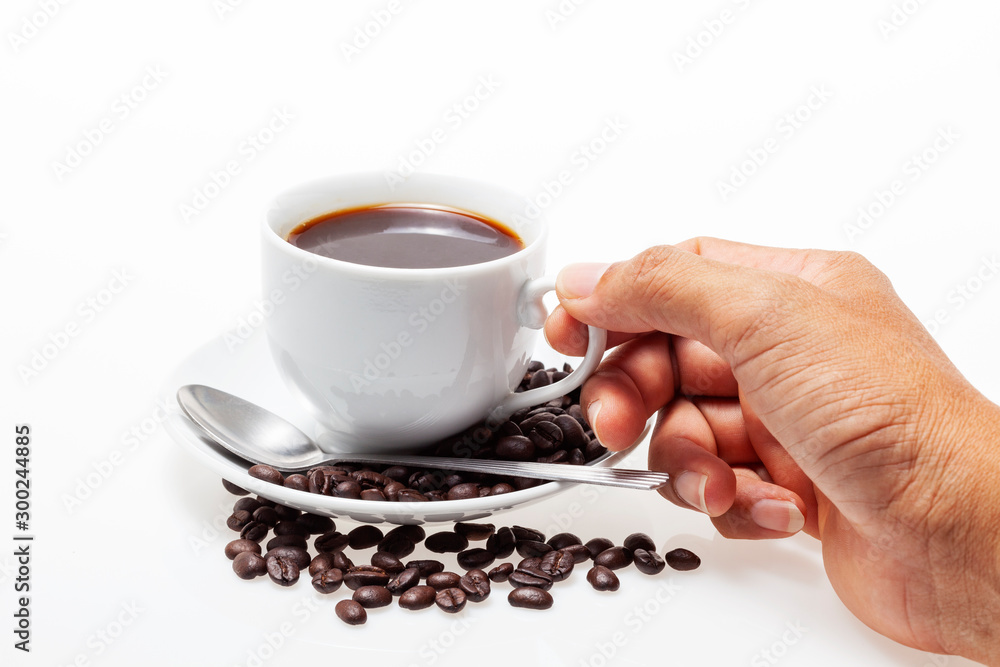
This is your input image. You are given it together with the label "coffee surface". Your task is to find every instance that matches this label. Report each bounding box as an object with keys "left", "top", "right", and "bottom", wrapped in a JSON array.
[{"left": 287, "top": 204, "right": 523, "bottom": 269}]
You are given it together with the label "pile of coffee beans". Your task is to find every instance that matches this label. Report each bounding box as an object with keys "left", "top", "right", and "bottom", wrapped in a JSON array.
[
  {"left": 223, "top": 488, "right": 702, "bottom": 625},
  {"left": 224, "top": 361, "right": 609, "bottom": 503}
]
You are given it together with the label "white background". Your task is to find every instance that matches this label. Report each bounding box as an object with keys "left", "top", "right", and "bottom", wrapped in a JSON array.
[{"left": 3, "top": 0, "right": 998, "bottom": 665}]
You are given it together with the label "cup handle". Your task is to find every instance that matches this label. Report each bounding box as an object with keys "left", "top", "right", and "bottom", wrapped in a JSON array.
[{"left": 488, "top": 276, "right": 607, "bottom": 424}]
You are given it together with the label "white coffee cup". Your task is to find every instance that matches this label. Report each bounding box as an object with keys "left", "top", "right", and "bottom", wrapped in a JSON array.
[{"left": 261, "top": 172, "right": 605, "bottom": 452}]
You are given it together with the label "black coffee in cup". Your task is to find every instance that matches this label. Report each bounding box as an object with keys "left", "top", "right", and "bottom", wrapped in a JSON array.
[{"left": 286, "top": 204, "right": 523, "bottom": 269}]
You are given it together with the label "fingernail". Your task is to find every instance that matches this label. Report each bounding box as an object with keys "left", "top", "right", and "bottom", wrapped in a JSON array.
[
  {"left": 751, "top": 500, "right": 805, "bottom": 534},
  {"left": 586, "top": 400, "right": 603, "bottom": 443},
  {"left": 674, "top": 471, "right": 710, "bottom": 514},
  {"left": 557, "top": 263, "right": 612, "bottom": 299}
]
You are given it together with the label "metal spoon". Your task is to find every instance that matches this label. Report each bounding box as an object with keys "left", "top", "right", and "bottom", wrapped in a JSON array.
[{"left": 175, "top": 384, "right": 669, "bottom": 491}]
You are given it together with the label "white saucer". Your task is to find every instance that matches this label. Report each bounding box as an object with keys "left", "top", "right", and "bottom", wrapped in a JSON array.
[{"left": 161, "top": 328, "right": 649, "bottom": 524}]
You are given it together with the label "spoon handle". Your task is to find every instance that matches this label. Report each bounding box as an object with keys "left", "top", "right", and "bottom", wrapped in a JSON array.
[{"left": 309, "top": 453, "right": 670, "bottom": 491}]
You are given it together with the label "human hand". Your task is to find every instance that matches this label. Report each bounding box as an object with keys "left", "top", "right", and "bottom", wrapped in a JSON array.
[{"left": 544, "top": 238, "right": 1000, "bottom": 663}]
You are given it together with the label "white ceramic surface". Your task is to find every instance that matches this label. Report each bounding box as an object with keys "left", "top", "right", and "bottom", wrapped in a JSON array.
[
  {"left": 261, "top": 172, "right": 605, "bottom": 450},
  {"left": 162, "top": 327, "right": 644, "bottom": 524}
]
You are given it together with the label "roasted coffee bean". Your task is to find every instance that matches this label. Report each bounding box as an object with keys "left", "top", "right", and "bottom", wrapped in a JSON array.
[
  {"left": 226, "top": 510, "right": 253, "bottom": 531},
  {"left": 511, "top": 525, "right": 546, "bottom": 542},
  {"left": 490, "top": 483, "right": 514, "bottom": 495},
  {"left": 225, "top": 539, "right": 262, "bottom": 560},
  {"left": 308, "top": 468, "right": 341, "bottom": 495},
  {"left": 508, "top": 566, "right": 553, "bottom": 591},
  {"left": 396, "top": 489, "right": 430, "bottom": 502},
  {"left": 295, "top": 514, "right": 335, "bottom": 535},
  {"left": 309, "top": 553, "right": 338, "bottom": 577},
  {"left": 347, "top": 524, "right": 384, "bottom": 550},
  {"left": 587, "top": 565, "right": 620, "bottom": 592},
  {"left": 223, "top": 478, "right": 250, "bottom": 496},
  {"left": 496, "top": 436, "right": 535, "bottom": 461},
  {"left": 233, "top": 552, "right": 267, "bottom": 579},
  {"left": 486, "top": 527, "right": 515, "bottom": 558},
  {"left": 266, "top": 534, "right": 307, "bottom": 551},
  {"left": 331, "top": 551, "right": 354, "bottom": 571},
  {"left": 508, "top": 587, "right": 553, "bottom": 610},
  {"left": 561, "top": 544, "right": 592, "bottom": 564},
  {"left": 377, "top": 535, "right": 416, "bottom": 558},
  {"left": 536, "top": 450, "right": 568, "bottom": 464},
  {"left": 546, "top": 532, "right": 582, "bottom": 550},
  {"left": 526, "top": 360, "right": 545, "bottom": 374},
  {"left": 398, "top": 585, "right": 436, "bottom": 610},
  {"left": 384, "top": 524, "right": 426, "bottom": 544},
  {"left": 435, "top": 588, "right": 467, "bottom": 613},
  {"left": 335, "top": 480, "right": 362, "bottom": 499},
  {"left": 381, "top": 466, "right": 409, "bottom": 482},
  {"left": 248, "top": 464, "right": 285, "bottom": 486},
  {"left": 239, "top": 522, "right": 268, "bottom": 543},
  {"left": 311, "top": 568, "right": 343, "bottom": 594},
  {"left": 405, "top": 559, "right": 445, "bottom": 578},
  {"left": 264, "top": 546, "right": 310, "bottom": 570},
  {"left": 255, "top": 496, "right": 276, "bottom": 508},
  {"left": 515, "top": 540, "right": 553, "bottom": 559},
  {"left": 387, "top": 568, "right": 421, "bottom": 595},
  {"left": 427, "top": 571, "right": 462, "bottom": 590},
  {"left": 497, "top": 421, "right": 523, "bottom": 438},
  {"left": 633, "top": 548, "right": 666, "bottom": 575},
  {"left": 252, "top": 506, "right": 279, "bottom": 528},
  {"left": 382, "top": 481, "right": 405, "bottom": 501},
  {"left": 567, "top": 448, "right": 586, "bottom": 465},
  {"left": 335, "top": 599, "right": 367, "bottom": 625},
  {"left": 343, "top": 566, "right": 390, "bottom": 590},
  {"left": 273, "top": 504, "right": 300, "bottom": 521},
  {"left": 446, "top": 483, "right": 481, "bottom": 500},
  {"left": 665, "top": 548, "right": 701, "bottom": 571},
  {"left": 594, "top": 546, "right": 633, "bottom": 570},
  {"left": 265, "top": 554, "right": 299, "bottom": 586},
  {"left": 527, "top": 421, "right": 563, "bottom": 454},
  {"left": 361, "top": 488, "right": 386, "bottom": 501},
  {"left": 370, "top": 551, "right": 406, "bottom": 575},
  {"left": 454, "top": 522, "right": 495, "bottom": 541},
  {"left": 518, "top": 413, "right": 557, "bottom": 433},
  {"left": 517, "top": 557, "right": 542, "bottom": 570},
  {"left": 585, "top": 537, "right": 615, "bottom": 559},
  {"left": 566, "top": 403, "right": 586, "bottom": 425},
  {"left": 527, "top": 369, "right": 552, "bottom": 389},
  {"left": 352, "top": 470, "right": 389, "bottom": 487},
  {"left": 554, "top": 415, "right": 588, "bottom": 450},
  {"left": 458, "top": 569, "right": 490, "bottom": 602},
  {"left": 488, "top": 562, "right": 514, "bottom": 582},
  {"left": 623, "top": 532, "right": 656, "bottom": 553},
  {"left": 233, "top": 497, "right": 261, "bottom": 513},
  {"left": 314, "top": 531, "right": 349, "bottom": 553},
  {"left": 425, "top": 531, "right": 469, "bottom": 554},
  {"left": 539, "top": 550, "right": 575, "bottom": 582},
  {"left": 284, "top": 474, "right": 309, "bottom": 491},
  {"left": 442, "top": 474, "right": 465, "bottom": 489},
  {"left": 273, "top": 521, "right": 308, "bottom": 537},
  {"left": 456, "top": 548, "right": 495, "bottom": 571},
  {"left": 353, "top": 585, "right": 392, "bottom": 608},
  {"left": 584, "top": 439, "right": 606, "bottom": 462},
  {"left": 425, "top": 490, "right": 447, "bottom": 501},
  {"left": 409, "top": 472, "right": 439, "bottom": 491}
]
